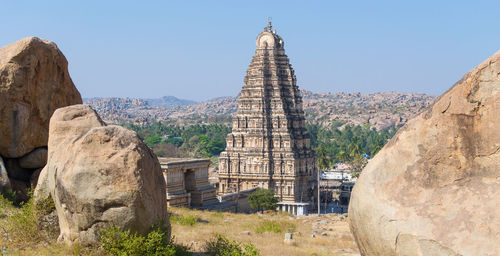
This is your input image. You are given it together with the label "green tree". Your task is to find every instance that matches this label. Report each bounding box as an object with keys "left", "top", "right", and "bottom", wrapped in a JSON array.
[
  {"left": 306, "top": 124, "right": 320, "bottom": 148},
  {"left": 164, "top": 137, "right": 183, "bottom": 147},
  {"left": 316, "top": 144, "right": 331, "bottom": 170},
  {"left": 120, "top": 122, "right": 231, "bottom": 158},
  {"left": 248, "top": 188, "right": 279, "bottom": 213},
  {"left": 144, "top": 134, "right": 162, "bottom": 147},
  {"left": 348, "top": 136, "right": 362, "bottom": 158},
  {"left": 336, "top": 149, "right": 349, "bottom": 163}
]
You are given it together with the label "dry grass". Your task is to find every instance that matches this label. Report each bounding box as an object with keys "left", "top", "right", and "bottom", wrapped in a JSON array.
[
  {"left": 169, "top": 207, "right": 359, "bottom": 256},
  {"left": 0, "top": 197, "right": 359, "bottom": 256},
  {"left": 0, "top": 194, "right": 96, "bottom": 256},
  {"left": 0, "top": 241, "right": 95, "bottom": 256}
]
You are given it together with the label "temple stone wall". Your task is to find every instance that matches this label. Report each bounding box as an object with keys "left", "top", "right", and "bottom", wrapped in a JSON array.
[
  {"left": 218, "top": 21, "right": 316, "bottom": 205},
  {"left": 159, "top": 157, "right": 217, "bottom": 207}
]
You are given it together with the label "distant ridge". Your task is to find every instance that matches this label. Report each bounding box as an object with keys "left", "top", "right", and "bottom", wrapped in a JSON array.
[
  {"left": 146, "top": 96, "right": 197, "bottom": 108},
  {"left": 84, "top": 90, "right": 436, "bottom": 130}
]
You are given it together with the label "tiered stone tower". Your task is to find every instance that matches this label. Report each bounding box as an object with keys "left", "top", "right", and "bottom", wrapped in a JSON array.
[{"left": 218, "top": 21, "right": 316, "bottom": 206}]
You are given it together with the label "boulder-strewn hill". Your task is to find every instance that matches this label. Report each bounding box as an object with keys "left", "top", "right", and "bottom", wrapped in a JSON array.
[
  {"left": 146, "top": 95, "right": 197, "bottom": 108},
  {"left": 85, "top": 91, "right": 436, "bottom": 130}
]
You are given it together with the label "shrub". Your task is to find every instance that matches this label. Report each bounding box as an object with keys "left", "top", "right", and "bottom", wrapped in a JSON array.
[
  {"left": 204, "top": 234, "right": 259, "bottom": 256},
  {"left": 35, "top": 195, "right": 56, "bottom": 215},
  {"left": 169, "top": 214, "right": 198, "bottom": 226},
  {"left": 0, "top": 193, "right": 14, "bottom": 216},
  {"left": 100, "top": 224, "right": 191, "bottom": 256},
  {"left": 2, "top": 195, "right": 57, "bottom": 246},
  {"left": 0, "top": 189, "right": 16, "bottom": 205},
  {"left": 255, "top": 220, "right": 296, "bottom": 234}
]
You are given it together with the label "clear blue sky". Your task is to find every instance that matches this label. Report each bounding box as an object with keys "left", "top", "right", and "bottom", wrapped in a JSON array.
[{"left": 2, "top": 1, "right": 500, "bottom": 101}]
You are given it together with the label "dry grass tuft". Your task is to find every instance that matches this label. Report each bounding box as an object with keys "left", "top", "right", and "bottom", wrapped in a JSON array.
[{"left": 255, "top": 220, "right": 296, "bottom": 234}]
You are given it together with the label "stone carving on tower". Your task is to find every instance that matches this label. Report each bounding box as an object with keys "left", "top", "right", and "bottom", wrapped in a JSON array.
[{"left": 218, "top": 21, "right": 316, "bottom": 204}]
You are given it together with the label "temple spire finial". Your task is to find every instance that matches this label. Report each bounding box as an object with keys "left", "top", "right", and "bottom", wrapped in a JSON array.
[{"left": 267, "top": 17, "right": 272, "bottom": 31}]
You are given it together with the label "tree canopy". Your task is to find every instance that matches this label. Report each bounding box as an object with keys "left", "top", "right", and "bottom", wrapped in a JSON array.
[
  {"left": 120, "top": 121, "right": 397, "bottom": 174},
  {"left": 248, "top": 188, "right": 279, "bottom": 213},
  {"left": 307, "top": 123, "right": 398, "bottom": 170},
  {"left": 122, "top": 121, "right": 231, "bottom": 158}
]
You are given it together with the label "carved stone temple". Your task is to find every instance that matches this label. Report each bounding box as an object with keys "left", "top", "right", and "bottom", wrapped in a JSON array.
[
  {"left": 159, "top": 157, "right": 217, "bottom": 207},
  {"left": 218, "top": 21, "right": 316, "bottom": 214}
]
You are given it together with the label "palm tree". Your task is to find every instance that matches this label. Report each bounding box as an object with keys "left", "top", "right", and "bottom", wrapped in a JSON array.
[
  {"left": 316, "top": 145, "right": 330, "bottom": 170},
  {"left": 337, "top": 150, "right": 349, "bottom": 163},
  {"left": 348, "top": 137, "right": 362, "bottom": 158}
]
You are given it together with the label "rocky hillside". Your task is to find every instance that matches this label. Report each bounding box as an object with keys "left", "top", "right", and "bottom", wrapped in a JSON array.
[
  {"left": 146, "top": 95, "right": 197, "bottom": 108},
  {"left": 85, "top": 91, "right": 436, "bottom": 130},
  {"left": 302, "top": 91, "right": 434, "bottom": 129}
]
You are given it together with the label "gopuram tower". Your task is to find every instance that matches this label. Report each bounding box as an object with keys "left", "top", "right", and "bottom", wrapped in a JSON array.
[{"left": 218, "top": 21, "right": 316, "bottom": 212}]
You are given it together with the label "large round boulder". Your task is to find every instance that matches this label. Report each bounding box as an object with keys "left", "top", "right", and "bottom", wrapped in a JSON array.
[
  {"left": 0, "top": 37, "right": 82, "bottom": 199},
  {"left": 349, "top": 51, "right": 500, "bottom": 256},
  {"left": 35, "top": 105, "right": 169, "bottom": 245},
  {"left": 0, "top": 36, "right": 82, "bottom": 159}
]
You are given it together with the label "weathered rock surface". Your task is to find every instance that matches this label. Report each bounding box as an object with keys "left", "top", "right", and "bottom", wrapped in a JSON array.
[
  {"left": 18, "top": 147, "right": 47, "bottom": 169},
  {"left": 35, "top": 104, "right": 169, "bottom": 245},
  {"left": 34, "top": 104, "right": 106, "bottom": 203},
  {"left": 0, "top": 37, "right": 82, "bottom": 198},
  {"left": 349, "top": 51, "right": 500, "bottom": 255},
  {"left": 0, "top": 156, "right": 10, "bottom": 192},
  {"left": 0, "top": 36, "right": 82, "bottom": 159}
]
